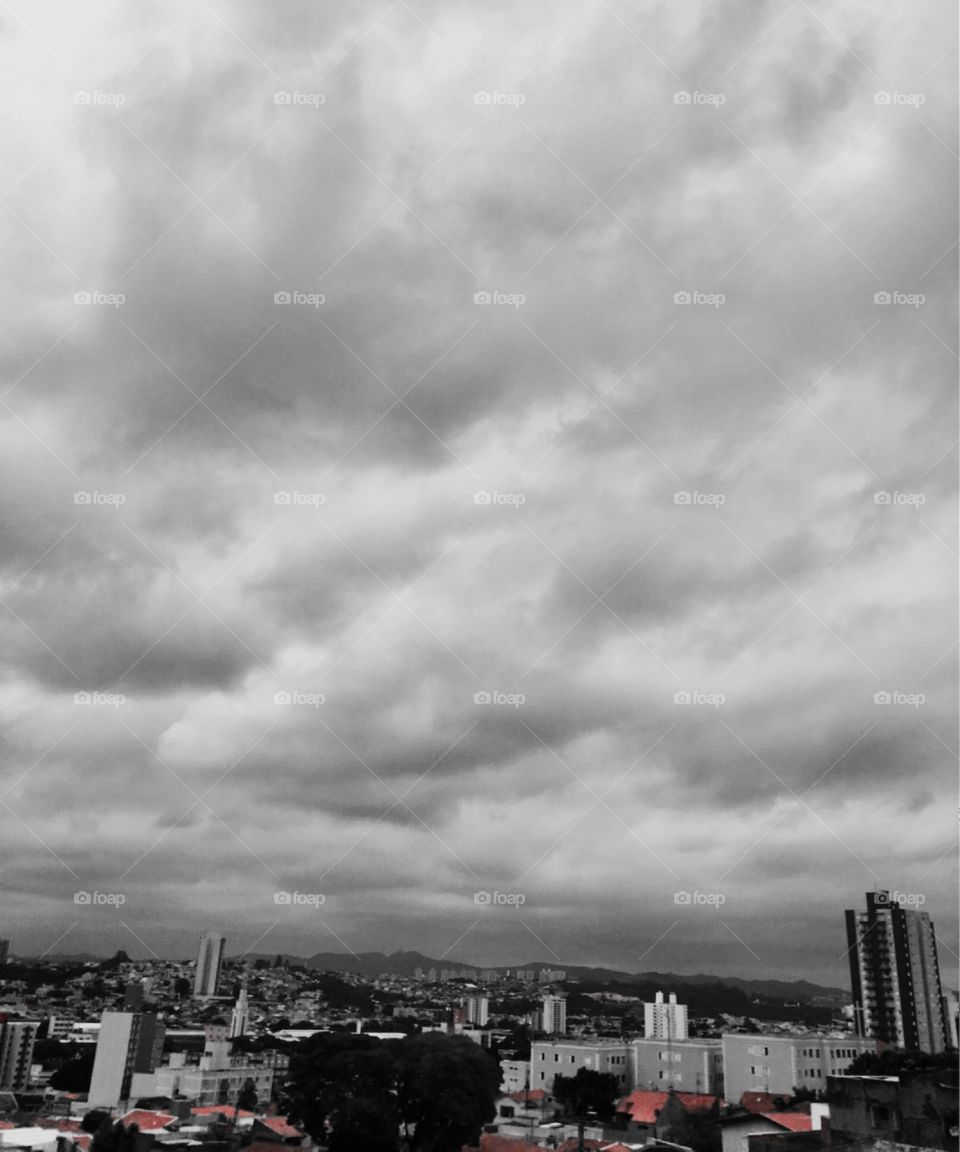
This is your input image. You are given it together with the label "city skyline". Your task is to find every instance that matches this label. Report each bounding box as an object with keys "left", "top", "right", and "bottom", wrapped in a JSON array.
[{"left": 0, "top": 2, "right": 956, "bottom": 991}]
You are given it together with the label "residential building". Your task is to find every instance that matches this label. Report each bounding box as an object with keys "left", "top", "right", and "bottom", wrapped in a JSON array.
[
  {"left": 643, "top": 991, "right": 689, "bottom": 1041},
  {"left": 942, "top": 988, "right": 959, "bottom": 1050},
  {"left": 531, "top": 1039, "right": 631, "bottom": 1092},
  {"left": 631, "top": 1036, "right": 723, "bottom": 1095},
  {"left": 721, "top": 1109, "right": 816, "bottom": 1152},
  {"left": 617, "top": 1088, "right": 721, "bottom": 1145},
  {"left": 130, "top": 1040, "right": 280, "bottom": 1106},
  {"left": 465, "top": 994, "right": 489, "bottom": 1027},
  {"left": 194, "top": 932, "right": 226, "bottom": 999},
  {"left": 539, "top": 994, "right": 567, "bottom": 1036},
  {"left": 827, "top": 1069, "right": 959, "bottom": 1150},
  {"left": 722, "top": 1034, "right": 874, "bottom": 1102},
  {"left": 500, "top": 1059, "right": 530, "bottom": 1093},
  {"left": 845, "top": 889, "right": 947, "bottom": 1052},
  {"left": 87, "top": 1012, "right": 165, "bottom": 1109},
  {"left": 0, "top": 1020, "right": 39, "bottom": 1091}
]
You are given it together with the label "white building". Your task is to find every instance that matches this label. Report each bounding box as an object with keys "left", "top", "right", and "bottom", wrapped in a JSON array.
[
  {"left": 194, "top": 933, "right": 225, "bottom": 998},
  {"left": 722, "top": 1033, "right": 875, "bottom": 1102},
  {"left": 88, "top": 1012, "right": 164, "bottom": 1109},
  {"left": 643, "top": 991, "right": 688, "bottom": 1041},
  {"left": 500, "top": 1059, "right": 530, "bottom": 1093},
  {"left": 129, "top": 1041, "right": 278, "bottom": 1107},
  {"left": 465, "top": 994, "right": 489, "bottom": 1027},
  {"left": 631, "top": 1037, "right": 723, "bottom": 1095},
  {"left": 531, "top": 1039, "right": 631, "bottom": 1092},
  {"left": 540, "top": 994, "right": 567, "bottom": 1035},
  {"left": 229, "top": 988, "right": 249, "bottom": 1038}
]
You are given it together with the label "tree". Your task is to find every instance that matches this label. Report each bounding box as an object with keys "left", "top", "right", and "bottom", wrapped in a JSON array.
[
  {"left": 81, "top": 1111, "right": 112, "bottom": 1135},
  {"left": 90, "top": 1119, "right": 140, "bottom": 1152},
  {"left": 553, "top": 1067, "right": 620, "bottom": 1121},
  {"left": 395, "top": 1032, "right": 502, "bottom": 1152},
  {"left": 848, "top": 1048, "right": 957, "bottom": 1076},
  {"left": 49, "top": 1052, "right": 96, "bottom": 1092},
  {"left": 236, "top": 1078, "right": 258, "bottom": 1113},
  {"left": 284, "top": 1032, "right": 399, "bottom": 1152},
  {"left": 173, "top": 977, "right": 191, "bottom": 999}
]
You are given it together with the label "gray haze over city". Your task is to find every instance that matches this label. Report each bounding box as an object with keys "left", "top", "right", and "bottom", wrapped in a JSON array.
[{"left": 0, "top": 0, "right": 956, "bottom": 988}]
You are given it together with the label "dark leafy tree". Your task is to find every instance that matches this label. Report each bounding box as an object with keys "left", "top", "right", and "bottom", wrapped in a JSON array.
[
  {"left": 395, "top": 1032, "right": 502, "bottom": 1152},
  {"left": 81, "top": 1111, "right": 112, "bottom": 1135},
  {"left": 90, "top": 1119, "right": 140, "bottom": 1152},
  {"left": 49, "top": 1053, "right": 95, "bottom": 1092},
  {"left": 848, "top": 1048, "right": 958, "bottom": 1076},
  {"left": 553, "top": 1068, "right": 620, "bottom": 1120},
  {"left": 284, "top": 1032, "right": 399, "bottom": 1152},
  {"left": 236, "top": 1078, "right": 258, "bottom": 1112}
]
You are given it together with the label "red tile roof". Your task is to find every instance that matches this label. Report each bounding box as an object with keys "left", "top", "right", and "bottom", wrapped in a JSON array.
[
  {"left": 617, "top": 1089, "right": 719, "bottom": 1124},
  {"left": 254, "top": 1116, "right": 301, "bottom": 1138},
  {"left": 507, "top": 1088, "right": 549, "bottom": 1104},
  {"left": 190, "top": 1106, "right": 256, "bottom": 1119},
  {"left": 475, "top": 1137, "right": 541, "bottom": 1152},
  {"left": 762, "top": 1113, "right": 813, "bottom": 1132},
  {"left": 119, "top": 1111, "right": 176, "bottom": 1132}
]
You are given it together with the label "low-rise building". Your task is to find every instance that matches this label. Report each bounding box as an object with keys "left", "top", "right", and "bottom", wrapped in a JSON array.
[
  {"left": 827, "top": 1070, "right": 959, "bottom": 1150},
  {"left": 631, "top": 1037, "right": 723, "bottom": 1095},
  {"left": 531, "top": 1039, "right": 631, "bottom": 1092},
  {"left": 722, "top": 1034, "right": 874, "bottom": 1101}
]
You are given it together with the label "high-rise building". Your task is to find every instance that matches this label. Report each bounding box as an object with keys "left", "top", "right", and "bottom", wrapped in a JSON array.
[
  {"left": 464, "top": 994, "right": 489, "bottom": 1026},
  {"left": 87, "top": 1012, "right": 165, "bottom": 1109},
  {"left": 123, "top": 982, "right": 145, "bottom": 1011},
  {"left": 0, "top": 1020, "right": 39, "bottom": 1091},
  {"left": 845, "top": 890, "right": 947, "bottom": 1053},
  {"left": 942, "top": 989, "right": 959, "bottom": 1050},
  {"left": 540, "top": 993, "right": 567, "bottom": 1035},
  {"left": 229, "top": 988, "right": 249, "bottom": 1038},
  {"left": 194, "top": 932, "right": 226, "bottom": 999},
  {"left": 643, "top": 991, "right": 688, "bottom": 1041}
]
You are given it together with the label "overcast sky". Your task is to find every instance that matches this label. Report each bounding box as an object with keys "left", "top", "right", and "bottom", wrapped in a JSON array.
[{"left": 0, "top": 0, "right": 956, "bottom": 988}]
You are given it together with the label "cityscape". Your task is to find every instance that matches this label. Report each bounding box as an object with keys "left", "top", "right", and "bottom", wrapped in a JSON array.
[
  {"left": 1, "top": 1, "right": 957, "bottom": 1151},
  {"left": 0, "top": 891, "right": 955, "bottom": 1151}
]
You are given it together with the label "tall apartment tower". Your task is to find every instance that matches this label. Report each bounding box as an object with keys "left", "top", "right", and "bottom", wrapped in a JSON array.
[
  {"left": 845, "top": 890, "right": 947, "bottom": 1053},
  {"left": 0, "top": 1020, "right": 39, "bottom": 1091},
  {"left": 194, "top": 932, "right": 226, "bottom": 998},
  {"left": 540, "top": 993, "right": 567, "bottom": 1035},
  {"left": 87, "top": 1012, "right": 165, "bottom": 1109},
  {"left": 643, "top": 991, "right": 689, "bottom": 1041},
  {"left": 464, "top": 993, "right": 489, "bottom": 1026}
]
